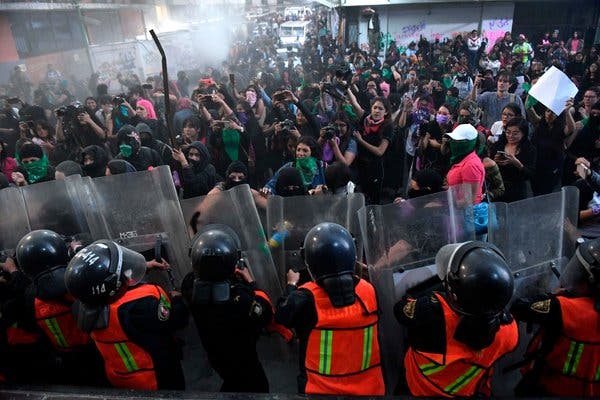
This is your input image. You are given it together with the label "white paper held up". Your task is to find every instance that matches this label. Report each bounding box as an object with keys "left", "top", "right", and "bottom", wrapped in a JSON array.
[{"left": 528, "top": 66, "right": 578, "bottom": 116}]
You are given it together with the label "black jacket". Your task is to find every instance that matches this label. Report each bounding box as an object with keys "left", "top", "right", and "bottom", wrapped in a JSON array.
[
  {"left": 181, "top": 141, "right": 221, "bottom": 198},
  {"left": 115, "top": 146, "right": 163, "bottom": 171}
]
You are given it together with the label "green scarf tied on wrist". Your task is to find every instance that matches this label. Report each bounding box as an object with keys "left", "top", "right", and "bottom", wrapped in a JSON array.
[
  {"left": 21, "top": 155, "right": 50, "bottom": 184},
  {"left": 295, "top": 156, "right": 318, "bottom": 188},
  {"left": 449, "top": 138, "right": 477, "bottom": 165}
]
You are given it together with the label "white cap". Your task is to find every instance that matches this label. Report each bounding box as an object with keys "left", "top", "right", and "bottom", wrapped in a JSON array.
[{"left": 447, "top": 124, "right": 478, "bottom": 141}]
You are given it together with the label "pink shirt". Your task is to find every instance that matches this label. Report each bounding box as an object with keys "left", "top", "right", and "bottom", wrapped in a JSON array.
[
  {"left": 447, "top": 151, "right": 485, "bottom": 204},
  {"left": 1, "top": 157, "right": 17, "bottom": 183}
]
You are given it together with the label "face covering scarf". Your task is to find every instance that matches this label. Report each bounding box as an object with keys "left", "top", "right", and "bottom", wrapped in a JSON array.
[
  {"left": 22, "top": 155, "right": 49, "bottom": 184},
  {"left": 449, "top": 138, "right": 477, "bottom": 165},
  {"left": 294, "top": 156, "right": 318, "bottom": 188},
  {"left": 119, "top": 144, "right": 133, "bottom": 158},
  {"left": 246, "top": 91, "right": 257, "bottom": 107}
]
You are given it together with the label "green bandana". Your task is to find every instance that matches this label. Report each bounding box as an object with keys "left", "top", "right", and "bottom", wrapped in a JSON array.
[
  {"left": 525, "top": 94, "right": 538, "bottom": 109},
  {"left": 119, "top": 144, "right": 133, "bottom": 158},
  {"left": 443, "top": 76, "right": 453, "bottom": 89},
  {"left": 361, "top": 71, "right": 371, "bottom": 80},
  {"left": 342, "top": 103, "right": 357, "bottom": 122},
  {"left": 22, "top": 155, "right": 49, "bottom": 184},
  {"left": 382, "top": 67, "right": 392, "bottom": 81},
  {"left": 222, "top": 128, "right": 240, "bottom": 161},
  {"left": 445, "top": 95, "right": 459, "bottom": 109},
  {"left": 295, "top": 156, "right": 318, "bottom": 188},
  {"left": 449, "top": 138, "right": 477, "bottom": 165}
]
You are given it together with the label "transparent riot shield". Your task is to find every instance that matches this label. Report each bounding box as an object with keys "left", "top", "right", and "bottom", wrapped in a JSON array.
[
  {"left": 181, "top": 184, "right": 281, "bottom": 300},
  {"left": 21, "top": 175, "right": 96, "bottom": 239},
  {"left": 0, "top": 187, "right": 30, "bottom": 253},
  {"left": 488, "top": 186, "right": 579, "bottom": 299},
  {"left": 266, "top": 193, "right": 366, "bottom": 286},
  {"left": 358, "top": 185, "right": 475, "bottom": 392},
  {"left": 182, "top": 184, "right": 298, "bottom": 392},
  {"left": 84, "top": 166, "right": 191, "bottom": 286},
  {"left": 486, "top": 188, "right": 579, "bottom": 396}
]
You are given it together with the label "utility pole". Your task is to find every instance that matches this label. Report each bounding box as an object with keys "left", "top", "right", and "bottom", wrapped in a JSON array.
[{"left": 73, "top": 0, "right": 95, "bottom": 76}]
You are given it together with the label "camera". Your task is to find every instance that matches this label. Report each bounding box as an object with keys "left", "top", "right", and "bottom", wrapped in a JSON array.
[
  {"left": 322, "top": 124, "right": 338, "bottom": 140},
  {"left": 279, "top": 119, "right": 295, "bottom": 136},
  {"left": 456, "top": 73, "right": 469, "bottom": 83},
  {"left": 112, "top": 96, "right": 126, "bottom": 105},
  {"left": 322, "top": 82, "right": 347, "bottom": 102}
]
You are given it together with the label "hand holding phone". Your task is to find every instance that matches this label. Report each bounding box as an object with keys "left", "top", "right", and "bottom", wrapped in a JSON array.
[
  {"left": 577, "top": 163, "right": 590, "bottom": 179},
  {"left": 496, "top": 151, "right": 507, "bottom": 158}
]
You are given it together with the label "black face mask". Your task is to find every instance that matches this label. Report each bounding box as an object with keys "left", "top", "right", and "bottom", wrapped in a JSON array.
[
  {"left": 140, "top": 134, "right": 153, "bottom": 147},
  {"left": 224, "top": 177, "right": 247, "bottom": 190},
  {"left": 279, "top": 185, "right": 306, "bottom": 197},
  {"left": 408, "top": 188, "right": 433, "bottom": 199},
  {"left": 457, "top": 116, "right": 470, "bottom": 124}
]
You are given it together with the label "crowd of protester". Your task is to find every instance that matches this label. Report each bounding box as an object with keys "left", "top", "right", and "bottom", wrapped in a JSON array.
[
  {"left": 1, "top": 10, "right": 600, "bottom": 224},
  {"left": 2, "top": 6, "right": 600, "bottom": 398}
]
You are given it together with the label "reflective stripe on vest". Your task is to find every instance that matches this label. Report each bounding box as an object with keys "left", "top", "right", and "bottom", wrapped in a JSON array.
[
  {"left": 114, "top": 342, "right": 139, "bottom": 372},
  {"left": 563, "top": 341, "right": 584, "bottom": 376},
  {"left": 44, "top": 317, "right": 68, "bottom": 348},
  {"left": 418, "top": 363, "right": 484, "bottom": 395},
  {"left": 406, "top": 293, "right": 518, "bottom": 397},
  {"left": 319, "top": 330, "right": 332, "bottom": 375},
  {"left": 301, "top": 279, "right": 384, "bottom": 395}
]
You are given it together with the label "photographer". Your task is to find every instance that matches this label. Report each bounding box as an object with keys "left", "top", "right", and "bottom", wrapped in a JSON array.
[
  {"left": 55, "top": 103, "right": 106, "bottom": 159},
  {"left": 317, "top": 112, "right": 357, "bottom": 170}
]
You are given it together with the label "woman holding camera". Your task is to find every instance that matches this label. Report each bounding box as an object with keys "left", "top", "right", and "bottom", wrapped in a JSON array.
[
  {"left": 346, "top": 89, "right": 393, "bottom": 204},
  {"left": 317, "top": 112, "right": 357, "bottom": 171}
]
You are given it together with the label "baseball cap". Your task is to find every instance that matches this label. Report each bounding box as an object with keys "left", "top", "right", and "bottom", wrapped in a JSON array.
[{"left": 447, "top": 124, "right": 478, "bottom": 141}]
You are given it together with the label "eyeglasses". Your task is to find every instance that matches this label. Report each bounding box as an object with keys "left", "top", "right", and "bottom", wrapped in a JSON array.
[{"left": 584, "top": 95, "right": 598, "bottom": 99}]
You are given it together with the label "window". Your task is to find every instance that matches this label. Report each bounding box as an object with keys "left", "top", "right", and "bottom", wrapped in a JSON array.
[{"left": 9, "top": 11, "right": 85, "bottom": 58}]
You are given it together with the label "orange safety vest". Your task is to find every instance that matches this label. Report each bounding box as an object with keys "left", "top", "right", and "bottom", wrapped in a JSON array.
[
  {"left": 91, "top": 284, "right": 170, "bottom": 390},
  {"left": 34, "top": 297, "right": 90, "bottom": 351},
  {"left": 301, "top": 278, "right": 384, "bottom": 395},
  {"left": 405, "top": 292, "right": 518, "bottom": 397},
  {"left": 254, "top": 289, "right": 294, "bottom": 343},
  {"left": 533, "top": 296, "right": 600, "bottom": 396}
]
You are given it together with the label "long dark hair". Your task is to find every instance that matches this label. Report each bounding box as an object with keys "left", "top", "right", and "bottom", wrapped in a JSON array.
[
  {"left": 331, "top": 112, "right": 352, "bottom": 154},
  {"left": 296, "top": 136, "right": 321, "bottom": 160},
  {"left": 497, "top": 117, "right": 532, "bottom": 150}
]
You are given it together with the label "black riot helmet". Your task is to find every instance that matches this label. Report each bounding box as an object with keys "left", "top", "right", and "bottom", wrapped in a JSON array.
[
  {"left": 190, "top": 224, "right": 242, "bottom": 281},
  {"left": 16, "top": 230, "right": 69, "bottom": 278},
  {"left": 560, "top": 238, "right": 600, "bottom": 310},
  {"left": 436, "top": 241, "right": 514, "bottom": 317},
  {"left": 303, "top": 222, "right": 357, "bottom": 307},
  {"left": 65, "top": 240, "right": 147, "bottom": 305}
]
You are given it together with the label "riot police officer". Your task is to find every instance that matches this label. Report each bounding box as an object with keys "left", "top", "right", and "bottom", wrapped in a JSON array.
[
  {"left": 275, "top": 222, "right": 385, "bottom": 395},
  {"left": 511, "top": 238, "right": 600, "bottom": 396},
  {"left": 15, "top": 229, "right": 105, "bottom": 386},
  {"left": 182, "top": 224, "right": 274, "bottom": 393},
  {"left": 65, "top": 240, "right": 188, "bottom": 390},
  {"left": 395, "top": 241, "right": 518, "bottom": 397}
]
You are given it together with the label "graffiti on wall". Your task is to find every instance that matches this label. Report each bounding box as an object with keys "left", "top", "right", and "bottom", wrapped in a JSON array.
[{"left": 91, "top": 43, "right": 139, "bottom": 92}]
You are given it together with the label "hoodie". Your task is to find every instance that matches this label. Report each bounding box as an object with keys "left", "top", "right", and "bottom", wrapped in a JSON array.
[{"left": 181, "top": 141, "right": 221, "bottom": 198}]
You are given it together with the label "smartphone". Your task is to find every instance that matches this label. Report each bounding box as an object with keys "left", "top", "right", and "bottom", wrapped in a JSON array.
[
  {"left": 496, "top": 151, "right": 507, "bottom": 158},
  {"left": 154, "top": 234, "right": 162, "bottom": 263},
  {"left": 229, "top": 73, "right": 235, "bottom": 86},
  {"left": 577, "top": 163, "right": 589, "bottom": 179},
  {"left": 273, "top": 92, "right": 287, "bottom": 102}
]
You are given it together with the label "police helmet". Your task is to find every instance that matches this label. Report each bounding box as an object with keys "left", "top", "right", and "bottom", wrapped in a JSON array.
[
  {"left": 560, "top": 238, "right": 600, "bottom": 299},
  {"left": 436, "top": 241, "right": 513, "bottom": 316},
  {"left": 303, "top": 222, "right": 356, "bottom": 281},
  {"left": 16, "top": 230, "right": 69, "bottom": 278},
  {"left": 65, "top": 240, "right": 147, "bottom": 305},
  {"left": 190, "top": 224, "right": 242, "bottom": 281}
]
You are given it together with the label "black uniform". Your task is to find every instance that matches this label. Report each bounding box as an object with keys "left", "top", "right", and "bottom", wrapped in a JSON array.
[{"left": 182, "top": 272, "right": 272, "bottom": 392}]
